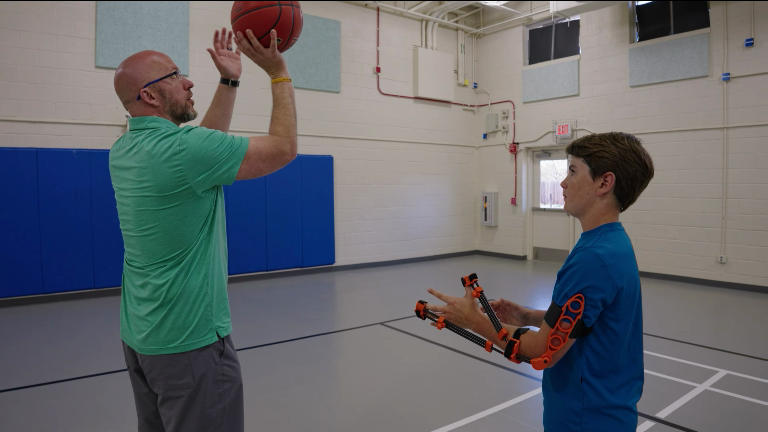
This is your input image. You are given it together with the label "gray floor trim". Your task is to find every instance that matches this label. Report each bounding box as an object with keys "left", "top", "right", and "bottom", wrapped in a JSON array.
[
  {"left": 637, "top": 412, "right": 698, "bottom": 432},
  {"left": 3, "top": 254, "right": 763, "bottom": 309},
  {"left": 0, "top": 252, "right": 478, "bottom": 307},
  {"left": 0, "top": 286, "right": 121, "bottom": 308},
  {"left": 230, "top": 251, "right": 482, "bottom": 283},
  {"left": 0, "top": 251, "right": 521, "bottom": 307},
  {"left": 640, "top": 271, "right": 768, "bottom": 294},
  {"left": 643, "top": 332, "right": 768, "bottom": 362},
  {"left": 476, "top": 250, "right": 528, "bottom": 261}
]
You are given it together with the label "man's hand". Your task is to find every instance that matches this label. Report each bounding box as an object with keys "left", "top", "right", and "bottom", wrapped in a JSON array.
[
  {"left": 425, "top": 286, "right": 485, "bottom": 331},
  {"left": 235, "top": 29, "right": 289, "bottom": 79},
  {"left": 207, "top": 27, "right": 242, "bottom": 80},
  {"left": 486, "top": 298, "right": 532, "bottom": 327}
]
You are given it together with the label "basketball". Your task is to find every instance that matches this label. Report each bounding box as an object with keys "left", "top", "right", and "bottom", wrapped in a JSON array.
[{"left": 231, "top": 1, "right": 303, "bottom": 53}]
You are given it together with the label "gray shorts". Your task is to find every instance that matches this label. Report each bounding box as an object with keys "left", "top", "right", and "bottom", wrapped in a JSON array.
[{"left": 122, "top": 334, "right": 244, "bottom": 432}]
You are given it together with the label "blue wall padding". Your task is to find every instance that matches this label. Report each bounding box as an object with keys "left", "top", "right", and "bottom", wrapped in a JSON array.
[
  {"left": 1, "top": 148, "right": 336, "bottom": 297},
  {"left": 37, "top": 149, "right": 95, "bottom": 293},
  {"left": 90, "top": 150, "right": 124, "bottom": 288},
  {"left": 0, "top": 149, "right": 43, "bottom": 298},
  {"left": 301, "top": 156, "right": 335, "bottom": 267},
  {"left": 266, "top": 158, "right": 303, "bottom": 271},
  {"left": 224, "top": 178, "right": 267, "bottom": 275}
]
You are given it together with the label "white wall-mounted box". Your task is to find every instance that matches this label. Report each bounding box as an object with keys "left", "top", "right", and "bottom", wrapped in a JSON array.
[
  {"left": 481, "top": 192, "right": 498, "bottom": 227},
  {"left": 413, "top": 47, "right": 455, "bottom": 102},
  {"left": 486, "top": 113, "right": 500, "bottom": 133}
]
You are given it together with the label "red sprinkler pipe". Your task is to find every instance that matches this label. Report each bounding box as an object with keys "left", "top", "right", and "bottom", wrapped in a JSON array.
[{"left": 375, "top": 7, "right": 519, "bottom": 206}]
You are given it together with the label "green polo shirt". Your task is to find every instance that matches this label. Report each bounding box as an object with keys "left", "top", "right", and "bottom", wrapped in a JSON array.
[{"left": 110, "top": 116, "right": 249, "bottom": 355}]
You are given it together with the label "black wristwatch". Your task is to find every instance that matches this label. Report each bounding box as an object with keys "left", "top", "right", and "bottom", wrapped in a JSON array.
[{"left": 220, "top": 77, "right": 240, "bottom": 87}]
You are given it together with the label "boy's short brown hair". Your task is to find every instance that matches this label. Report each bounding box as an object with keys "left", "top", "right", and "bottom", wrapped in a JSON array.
[{"left": 565, "top": 132, "right": 654, "bottom": 213}]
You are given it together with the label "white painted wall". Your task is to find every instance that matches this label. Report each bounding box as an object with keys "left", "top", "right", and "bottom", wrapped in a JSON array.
[
  {"left": 0, "top": 1, "right": 481, "bottom": 267},
  {"left": 1, "top": 1, "right": 766, "bottom": 287},
  {"left": 475, "top": 1, "right": 768, "bottom": 287}
]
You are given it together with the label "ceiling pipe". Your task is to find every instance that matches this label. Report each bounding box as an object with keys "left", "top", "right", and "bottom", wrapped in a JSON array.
[
  {"left": 408, "top": 1, "right": 434, "bottom": 12},
  {"left": 425, "top": 3, "right": 444, "bottom": 50},
  {"left": 448, "top": 7, "right": 481, "bottom": 23},
  {"left": 476, "top": 6, "right": 550, "bottom": 34},
  {"left": 427, "top": 2, "right": 466, "bottom": 49},
  {"left": 363, "top": 1, "right": 548, "bottom": 36},
  {"left": 433, "top": 1, "right": 476, "bottom": 50},
  {"left": 363, "top": 2, "right": 478, "bottom": 33}
]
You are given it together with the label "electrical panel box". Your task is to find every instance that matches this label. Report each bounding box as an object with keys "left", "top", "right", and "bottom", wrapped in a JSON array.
[
  {"left": 481, "top": 192, "right": 498, "bottom": 226},
  {"left": 413, "top": 47, "right": 455, "bottom": 102},
  {"left": 486, "top": 113, "right": 500, "bottom": 133}
]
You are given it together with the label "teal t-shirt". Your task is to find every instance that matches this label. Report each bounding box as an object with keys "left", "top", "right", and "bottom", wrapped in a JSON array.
[
  {"left": 542, "top": 222, "right": 644, "bottom": 432},
  {"left": 110, "top": 116, "right": 249, "bottom": 355}
]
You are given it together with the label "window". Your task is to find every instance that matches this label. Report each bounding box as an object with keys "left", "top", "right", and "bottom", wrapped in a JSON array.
[
  {"left": 539, "top": 159, "right": 567, "bottom": 209},
  {"left": 632, "top": 1, "right": 710, "bottom": 43},
  {"left": 527, "top": 17, "right": 580, "bottom": 66}
]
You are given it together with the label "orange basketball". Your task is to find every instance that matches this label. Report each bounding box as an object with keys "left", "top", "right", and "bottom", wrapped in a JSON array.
[{"left": 231, "top": 1, "right": 303, "bottom": 53}]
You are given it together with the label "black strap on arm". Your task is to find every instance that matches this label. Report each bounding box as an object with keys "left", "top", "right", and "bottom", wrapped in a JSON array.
[
  {"left": 544, "top": 300, "right": 592, "bottom": 339},
  {"left": 503, "top": 327, "right": 530, "bottom": 362}
]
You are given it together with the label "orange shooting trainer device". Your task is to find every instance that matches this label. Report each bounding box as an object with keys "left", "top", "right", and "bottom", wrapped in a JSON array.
[{"left": 415, "top": 273, "right": 590, "bottom": 371}]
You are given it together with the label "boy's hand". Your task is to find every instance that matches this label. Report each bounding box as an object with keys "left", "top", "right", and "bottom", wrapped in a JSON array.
[
  {"left": 425, "top": 286, "right": 484, "bottom": 331},
  {"left": 486, "top": 298, "right": 531, "bottom": 327}
]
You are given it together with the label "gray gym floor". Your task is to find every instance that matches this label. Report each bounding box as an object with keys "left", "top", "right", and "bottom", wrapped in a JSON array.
[{"left": 1, "top": 255, "right": 766, "bottom": 432}]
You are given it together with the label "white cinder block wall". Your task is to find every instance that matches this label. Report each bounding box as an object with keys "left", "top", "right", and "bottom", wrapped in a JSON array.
[
  {"left": 1, "top": 1, "right": 766, "bottom": 287},
  {"left": 475, "top": 1, "right": 768, "bottom": 287},
  {"left": 0, "top": 1, "right": 482, "bottom": 267}
]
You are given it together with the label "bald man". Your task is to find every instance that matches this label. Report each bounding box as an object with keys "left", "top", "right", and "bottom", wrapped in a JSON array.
[{"left": 111, "top": 29, "right": 297, "bottom": 432}]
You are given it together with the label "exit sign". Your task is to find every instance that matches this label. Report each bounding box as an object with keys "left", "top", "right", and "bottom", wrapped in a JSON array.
[{"left": 553, "top": 119, "right": 576, "bottom": 142}]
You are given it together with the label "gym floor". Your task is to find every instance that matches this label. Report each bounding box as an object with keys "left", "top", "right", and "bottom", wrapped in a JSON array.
[{"left": 0, "top": 255, "right": 766, "bottom": 432}]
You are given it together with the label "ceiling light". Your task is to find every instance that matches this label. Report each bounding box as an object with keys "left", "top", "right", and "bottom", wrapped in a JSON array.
[{"left": 479, "top": 1, "right": 509, "bottom": 6}]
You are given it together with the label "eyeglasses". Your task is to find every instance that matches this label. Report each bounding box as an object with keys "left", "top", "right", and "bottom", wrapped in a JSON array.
[{"left": 136, "top": 70, "right": 182, "bottom": 101}]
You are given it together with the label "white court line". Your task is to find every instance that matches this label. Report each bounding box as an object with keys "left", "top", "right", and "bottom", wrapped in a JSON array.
[
  {"left": 644, "top": 369, "right": 768, "bottom": 406},
  {"left": 636, "top": 371, "right": 728, "bottom": 432},
  {"left": 644, "top": 370, "right": 698, "bottom": 387},
  {"left": 643, "top": 369, "right": 768, "bottom": 406},
  {"left": 644, "top": 350, "right": 768, "bottom": 384},
  {"left": 707, "top": 387, "right": 768, "bottom": 406},
  {"left": 432, "top": 350, "right": 765, "bottom": 432},
  {"left": 430, "top": 388, "right": 541, "bottom": 432}
]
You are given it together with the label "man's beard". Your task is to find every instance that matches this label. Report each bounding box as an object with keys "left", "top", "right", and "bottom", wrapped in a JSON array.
[{"left": 158, "top": 88, "right": 197, "bottom": 124}]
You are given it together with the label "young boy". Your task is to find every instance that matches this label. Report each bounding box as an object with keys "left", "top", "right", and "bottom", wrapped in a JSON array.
[{"left": 427, "top": 132, "right": 654, "bottom": 431}]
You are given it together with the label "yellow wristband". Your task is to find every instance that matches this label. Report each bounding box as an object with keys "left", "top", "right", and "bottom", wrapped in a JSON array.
[{"left": 271, "top": 77, "right": 292, "bottom": 84}]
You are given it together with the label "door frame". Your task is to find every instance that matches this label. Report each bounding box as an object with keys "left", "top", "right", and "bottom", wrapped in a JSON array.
[{"left": 525, "top": 145, "right": 575, "bottom": 260}]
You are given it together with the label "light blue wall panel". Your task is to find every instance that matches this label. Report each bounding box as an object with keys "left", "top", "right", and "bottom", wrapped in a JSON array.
[
  {"left": 629, "top": 33, "right": 709, "bottom": 87},
  {"left": 283, "top": 14, "right": 341, "bottom": 93},
  {"left": 96, "top": 1, "right": 189, "bottom": 75},
  {"left": 522, "top": 59, "right": 579, "bottom": 103}
]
